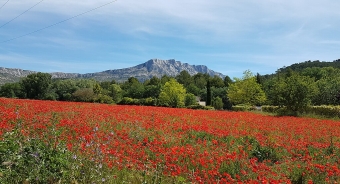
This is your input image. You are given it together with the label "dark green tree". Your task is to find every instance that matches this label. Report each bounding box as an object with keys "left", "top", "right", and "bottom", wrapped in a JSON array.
[
  {"left": 20, "top": 72, "right": 52, "bottom": 99},
  {"left": 213, "top": 96, "right": 223, "bottom": 110},
  {"left": 52, "top": 79, "right": 79, "bottom": 101},
  {"left": 210, "top": 75, "right": 225, "bottom": 88},
  {"left": 176, "top": 70, "right": 193, "bottom": 87},
  {"left": 186, "top": 83, "right": 200, "bottom": 96},
  {"left": 143, "top": 85, "right": 161, "bottom": 98},
  {"left": 144, "top": 76, "right": 161, "bottom": 86},
  {"left": 206, "top": 80, "right": 212, "bottom": 106},
  {"left": 256, "top": 73, "right": 264, "bottom": 86},
  {"left": 193, "top": 73, "right": 208, "bottom": 89},
  {"left": 224, "top": 75, "right": 233, "bottom": 87},
  {"left": 267, "top": 72, "right": 318, "bottom": 114},
  {"left": 184, "top": 93, "right": 197, "bottom": 106},
  {"left": 0, "top": 82, "right": 22, "bottom": 98},
  {"left": 160, "top": 75, "right": 173, "bottom": 85}
]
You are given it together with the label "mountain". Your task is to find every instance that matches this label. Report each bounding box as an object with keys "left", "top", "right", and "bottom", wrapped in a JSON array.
[{"left": 0, "top": 59, "right": 225, "bottom": 85}]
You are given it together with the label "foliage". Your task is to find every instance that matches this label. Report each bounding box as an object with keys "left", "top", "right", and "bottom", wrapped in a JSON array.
[
  {"left": 158, "top": 79, "right": 186, "bottom": 107},
  {"left": 108, "top": 84, "right": 123, "bottom": 103},
  {"left": 94, "top": 94, "right": 114, "bottom": 104},
  {"left": 176, "top": 70, "right": 193, "bottom": 88},
  {"left": 0, "top": 82, "right": 22, "bottom": 98},
  {"left": 184, "top": 93, "right": 197, "bottom": 107},
  {"left": 193, "top": 73, "right": 209, "bottom": 89},
  {"left": 223, "top": 75, "right": 233, "bottom": 87},
  {"left": 209, "top": 75, "right": 225, "bottom": 88},
  {"left": 206, "top": 80, "right": 212, "bottom": 106},
  {"left": 143, "top": 85, "right": 161, "bottom": 99},
  {"left": 72, "top": 88, "right": 95, "bottom": 102},
  {"left": 0, "top": 121, "right": 72, "bottom": 183},
  {"left": 267, "top": 72, "right": 318, "bottom": 114},
  {"left": 228, "top": 70, "right": 267, "bottom": 106},
  {"left": 20, "top": 72, "right": 52, "bottom": 99},
  {"left": 186, "top": 104, "right": 215, "bottom": 110},
  {"left": 231, "top": 105, "right": 253, "bottom": 112},
  {"left": 212, "top": 96, "right": 223, "bottom": 110},
  {"left": 262, "top": 106, "right": 281, "bottom": 113}
]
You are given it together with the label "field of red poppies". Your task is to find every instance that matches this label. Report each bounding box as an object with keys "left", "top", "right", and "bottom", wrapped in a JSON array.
[{"left": 1, "top": 98, "right": 340, "bottom": 183}]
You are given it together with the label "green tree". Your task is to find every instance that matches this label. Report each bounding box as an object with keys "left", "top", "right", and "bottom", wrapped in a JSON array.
[
  {"left": 93, "top": 83, "right": 102, "bottom": 95},
  {"left": 100, "top": 80, "right": 116, "bottom": 90},
  {"left": 158, "top": 79, "right": 186, "bottom": 107},
  {"left": 160, "top": 75, "right": 173, "bottom": 85},
  {"left": 224, "top": 75, "right": 233, "bottom": 87},
  {"left": 193, "top": 73, "right": 209, "bottom": 89},
  {"left": 52, "top": 79, "right": 79, "bottom": 101},
  {"left": 127, "top": 82, "right": 145, "bottom": 99},
  {"left": 0, "top": 82, "right": 22, "bottom": 98},
  {"left": 176, "top": 70, "right": 193, "bottom": 87},
  {"left": 185, "top": 93, "right": 197, "bottom": 106},
  {"left": 313, "top": 77, "right": 340, "bottom": 105},
  {"left": 72, "top": 88, "right": 95, "bottom": 102},
  {"left": 20, "top": 72, "right": 52, "bottom": 99},
  {"left": 121, "top": 77, "right": 145, "bottom": 99},
  {"left": 210, "top": 75, "right": 225, "bottom": 88},
  {"left": 206, "top": 80, "right": 212, "bottom": 106},
  {"left": 227, "top": 70, "right": 266, "bottom": 105},
  {"left": 186, "top": 83, "right": 200, "bottom": 96},
  {"left": 212, "top": 87, "right": 232, "bottom": 110},
  {"left": 108, "top": 84, "right": 123, "bottom": 103},
  {"left": 143, "top": 85, "right": 161, "bottom": 98},
  {"left": 144, "top": 76, "right": 161, "bottom": 86},
  {"left": 268, "top": 72, "right": 318, "bottom": 113},
  {"left": 213, "top": 96, "right": 223, "bottom": 110}
]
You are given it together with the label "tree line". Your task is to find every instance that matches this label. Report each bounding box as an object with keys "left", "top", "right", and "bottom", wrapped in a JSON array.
[
  {"left": 2, "top": 63, "right": 340, "bottom": 114},
  {"left": 0, "top": 71, "right": 233, "bottom": 110}
]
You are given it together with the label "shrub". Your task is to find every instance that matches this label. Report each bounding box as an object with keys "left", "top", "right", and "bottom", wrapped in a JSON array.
[
  {"left": 187, "top": 105, "right": 215, "bottom": 110},
  {"left": 262, "top": 106, "right": 281, "bottom": 113},
  {"left": 231, "top": 105, "right": 252, "bottom": 112}
]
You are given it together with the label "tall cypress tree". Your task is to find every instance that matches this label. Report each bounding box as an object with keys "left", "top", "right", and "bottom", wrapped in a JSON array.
[{"left": 206, "top": 80, "right": 212, "bottom": 106}]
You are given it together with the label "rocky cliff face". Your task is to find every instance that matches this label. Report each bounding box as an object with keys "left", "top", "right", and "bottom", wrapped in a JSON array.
[{"left": 0, "top": 59, "right": 225, "bottom": 84}]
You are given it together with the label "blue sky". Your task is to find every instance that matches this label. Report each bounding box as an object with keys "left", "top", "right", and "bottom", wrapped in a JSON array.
[{"left": 0, "top": 0, "right": 339, "bottom": 78}]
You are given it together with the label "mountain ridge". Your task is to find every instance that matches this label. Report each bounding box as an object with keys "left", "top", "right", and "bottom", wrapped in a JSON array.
[{"left": 0, "top": 59, "right": 225, "bottom": 85}]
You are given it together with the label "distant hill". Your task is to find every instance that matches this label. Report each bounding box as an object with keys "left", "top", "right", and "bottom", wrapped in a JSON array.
[
  {"left": 277, "top": 59, "right": 340, "bottom": 73},
  {"left": 0, "top": 59, "right": 225, "bottom": 85}
]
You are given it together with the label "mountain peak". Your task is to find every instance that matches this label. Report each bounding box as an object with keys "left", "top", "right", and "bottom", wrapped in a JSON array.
[{"left": 137, "top": 59, "right": 223, "bottom": 79}]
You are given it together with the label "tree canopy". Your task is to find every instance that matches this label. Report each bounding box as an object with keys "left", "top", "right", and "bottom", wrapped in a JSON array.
[
  {"left": 227, "top": 70, "right": 266, "bottom": 106},
  {"left": 158, "top": 78, "right": 186, "bottom": 107}
]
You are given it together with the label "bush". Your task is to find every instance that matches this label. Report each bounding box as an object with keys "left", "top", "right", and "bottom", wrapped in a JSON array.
[
  {"left": 119, "top": 97, "right": 140, "bottom": 105},
  {"left": 305, "top": 105, "right": 340, "bottom": 118},
  {"left": 187, "top": 105, "right": 215, "bottom": 110},
  {"left": 262, "top": 105, "right": 340, "bottom": 118},
  {"left": 262, "top": 106, "right": 281, "bottom": 113},
  {"left": 139, "top": 97, "right": 156, "bottom": 106},
  {"left": 213, "top": 97, "right": 223, "bottom": 110},
  {"left": 95, "top": 94, "right": 114, "bottom": 104},
  {"left": 185, "top": 93, "right": 197, "bottom": 107},
  {"left": 231, "top": 105, "right": 252, "bottom": 112}
]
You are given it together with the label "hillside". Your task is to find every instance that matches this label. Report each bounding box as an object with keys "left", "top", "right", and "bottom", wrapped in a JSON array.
[{"left": 277, "top": 59, "right": 340, "bottom": 73}]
